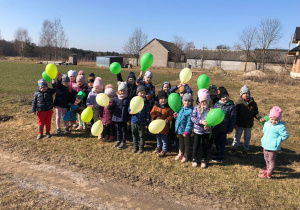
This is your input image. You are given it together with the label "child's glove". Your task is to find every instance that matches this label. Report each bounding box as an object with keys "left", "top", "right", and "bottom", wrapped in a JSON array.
[{"left": 183, "top": 132, "right": 189, "bottom": 137}]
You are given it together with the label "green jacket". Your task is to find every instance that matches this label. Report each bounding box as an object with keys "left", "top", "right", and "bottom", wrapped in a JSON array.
[{"left": 235, "top": 97, "right": 261, "bottom": 128}]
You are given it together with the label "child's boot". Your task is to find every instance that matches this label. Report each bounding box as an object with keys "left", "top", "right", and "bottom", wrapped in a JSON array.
[
  {"left": 118, "top": 143, "right": 127, "bottom": 150},
  {"left": 157, "top": 150, "right": 167, "bottom": 157},
  {"left": 46, "top": 133, "right": 51, "bottom": 138},
  {"left": 114, "top": 141, "right": 121, "bottom": 148},
  {"left": 181, "top": 154, "right": 188, "bottom": 163},
  {"left": 132, "top": 143, "right": 138, "bottom": 153},
  {"left": 104, "top": 135, "right": 110, "bottom": 141},
  {"left": 153, "top": 147, "right": 162, "bottom": 154},
  {"left": 56, "top": 128, "right": 61, "bottom": 135},
  {"left": 138, "top": 145, "right": 144, "bottom": 154},
  {"left": 37, "top": 134, "right": 43, "bottom": 140},
  {"left": 98, "top": 134, "right": 102, "bottom": 140},
  {"left": 201, "top": 159, "right": 207, "bottom": 169},
  {"left": 107, "top": 136, "right": 115, "bottom": 142},
  {"left": 175, "top": 152, "right": 183, "bottom": 161}
]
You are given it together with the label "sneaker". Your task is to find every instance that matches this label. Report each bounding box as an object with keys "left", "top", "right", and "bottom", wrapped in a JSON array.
[
  {"left": 114, "top": 141, "right": 121, "bottom": 148},
  {"left": 242, "top": 150, "right": 248, "bottom": 156},
  {"left": 192, "top": 161, "right": 198, "bottom": 167},
  {"left": 76, "top": 126, "right": 83, "bottom": 131},
  {"left": 153, "top": 147, "right": 162, "bottom": 154},
  {"left": 259, "top": 167, "right": 267, "bottom": 174},
  {"left": 64, "top": 129, "right": 70, "bottom": 134},
  {"left": 212, "top": 158, "right": 224, "bottom": 163},
  {"left": 230, "top": 148, "right": 237, "bottom": 155},
  {"left": 138, "top": 145, "right": 144, "bottom": 154},
  {"left": 201, "top": 161, "right": 207, "bottom": 169},
  {"left": 82, "top": 126, "right": 87, "bottom": 132},
  {"left": 118, "top": 143, "right": 127, "bottom": 150},
  {"left": 107, "top": 136, "right": 115, "bottom": 142},
  {"left": 72, "top": 124, "right": 78, "bottom": 128},
  {"left": 181, "top": 154, "right": 188, "bottom": 163},
  {"left": 157, "top": 150, "right": 166, "bottom": 157},
  {"left": 37, "top": 134, "right": 43, "bottom": 140},
  {"left": 98, "top": 134, "right": 102, "bottom": 140},
  {"left": 258, "top": 173, "right": 271, "bottom": 179},
  {"left": 56, "top": 129, "right": 61, "bottom": 135},
  {"left": 104, "top": 135, "right": 110, "bottom": 141},
  {"left": 46, "top": 133, "right": 51, "bottom": 138},
  {"left": 175, "top": 153, "right": 183, "bottom": 161}
]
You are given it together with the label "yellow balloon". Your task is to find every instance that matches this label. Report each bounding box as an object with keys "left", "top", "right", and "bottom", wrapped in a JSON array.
[
  {"left": 179, "top": 68, "right": 192, "bottom": 83},
  {"left": 148, "top": 119, "right": 166, "bottom": 134},
  {"left": 81, "top": 107, "right": 93, "bottom": 123},
  {"left": 91, "top": 120, "right": 103, "bottom": 136},
  {"left": 45, "top": 63, "right": 58, "bottom": 79},
  {"left": 96, "top": 93, "right": 109, "bottom": 107},
  {"left": 130, "top": 96, "right": 144, "bottom": 114}
]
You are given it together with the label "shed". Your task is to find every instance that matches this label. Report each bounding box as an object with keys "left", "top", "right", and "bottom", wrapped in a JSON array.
[
  {"left": 69, "top": 54, "right": 77, "bottom": 65},
  {"left": 96, "top": 56, "right": 123, "bottom": 67},
  {"left": 289, "top": 27, "right": 300, "bottom": 79}
]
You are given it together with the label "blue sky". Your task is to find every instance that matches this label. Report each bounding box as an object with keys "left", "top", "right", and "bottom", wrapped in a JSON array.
[{"left": 0, "top": 0, "right": 299, "bottom": 53}]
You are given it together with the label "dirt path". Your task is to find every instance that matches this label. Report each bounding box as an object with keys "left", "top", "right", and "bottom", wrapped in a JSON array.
[{"left": 0, "top": 149, "right": 206, "bottom": 209}]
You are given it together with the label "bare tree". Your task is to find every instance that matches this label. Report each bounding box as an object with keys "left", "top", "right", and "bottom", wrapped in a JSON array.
[
  {"left": 235, "top": 26, "right": 257, "bottom": 71},
  {"left": 39, "top": 20, "right": 55, "bottom": 60},
  {"left": 14, "top": 28, "right": 31, "bottom": 56},
  {"left": 123, "top": 28, "right": 148, "bottom": 66},
  {"left": 256, "top": 18, "right": 283, "bottom": 71},
  {"left": 172, "top": 35, "right": 186, "bottom": 67},
  {"left": 53, "top": 17, "right": 68, "bottom": 60},
  {"left": 183, "top": 41, "right": 195, "bottom": 59}
]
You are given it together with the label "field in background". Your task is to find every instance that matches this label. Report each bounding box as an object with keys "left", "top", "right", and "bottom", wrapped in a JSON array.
[{"left": 0, "top": 61, "right": 299, "bottom": 209}]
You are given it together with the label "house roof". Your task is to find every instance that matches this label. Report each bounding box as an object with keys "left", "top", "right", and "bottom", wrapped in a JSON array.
[
  {"left": 293, "top": 27, "right": 300, "bottom": 43},
  {"left": 187, "top": 49, "right": 293, "bottom": 64},
  {"left": 290, "top": 45, "right": 300, "bottom": 52},
  {"left": 140, "top": 38, "right": 184, "bottom": 55}
]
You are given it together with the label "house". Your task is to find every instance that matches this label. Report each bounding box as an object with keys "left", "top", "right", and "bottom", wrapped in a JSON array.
[
  {"left": 187, "top": 48, "right": 292, "bottom": 72},
  {"left": 96, "top": 56, "right": 123, "bottom": 67},
  {"left": 139, "top": 38, "right": 186, "bottom": 68},
  {"left": 288, "top": 27, "right": 300, "bottom": 79}
]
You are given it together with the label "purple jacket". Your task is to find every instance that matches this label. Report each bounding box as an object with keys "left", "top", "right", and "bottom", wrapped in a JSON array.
[
  {"left": 190, "top": 105, "right": 212, "bottom": 134},
  {"left": 86, "top": 90, "right": 100, "bottom": 109},
  {"left": 100, "top": 102, "right": 115, "bottom": 125}
]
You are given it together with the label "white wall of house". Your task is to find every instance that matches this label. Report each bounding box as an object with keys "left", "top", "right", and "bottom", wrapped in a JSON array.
[{"left": 140, "top": 39, "right": 169, "bottom": 67}]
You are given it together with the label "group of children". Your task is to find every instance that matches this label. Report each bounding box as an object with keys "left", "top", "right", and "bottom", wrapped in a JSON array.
[{"left": 32, "top": 69, "right": 289, "bottom": 178}]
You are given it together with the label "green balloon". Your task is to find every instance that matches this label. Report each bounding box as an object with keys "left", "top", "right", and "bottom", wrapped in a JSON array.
[
  {"left": 206, "top": 108, "right": 225, "bottom": 126},
  {"left": 42, "top": 71, "right": 52, "bottom": 82},
  {"left": 110, "top": 62, "right": 121, "bottom": 74},
  {"left": 168, "top": 93, "right": 182, "bottom": 112},
  {"left": 141, "top": 53, "right": 154, "bottom": 72},
  {"left": 262, "top": 115, "right": 269, "bottom": 125},
  {"left": 197, "top": 74, "right": 210, "bottom": 89},
  {"left": 77, "top": 91, "right": 86, "bottom": 99}
]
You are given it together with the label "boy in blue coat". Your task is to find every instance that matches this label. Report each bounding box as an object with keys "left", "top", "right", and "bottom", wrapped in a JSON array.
[{"left": 212, "top": 87, "right": 236, "bottom": 163}]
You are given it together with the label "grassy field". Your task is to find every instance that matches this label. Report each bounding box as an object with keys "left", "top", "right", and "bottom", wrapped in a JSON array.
[{"left": 0, "top": 61, "right": 299, "bottom": 209}]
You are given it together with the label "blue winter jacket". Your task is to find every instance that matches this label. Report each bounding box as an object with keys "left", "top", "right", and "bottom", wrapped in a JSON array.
[
  {"left": 261, "top": 121, "right": 289, "bottom": 151},
  {"left": 190, "top": 105, "right": 212, "bottom": 134},
  {"left": 175, "top": 105, "right": 193, "bottom": 135},
  {"left": 128, "top": 100, "right": 151, "bottom": 126},
  {"left": 214, "top": 100, "right": 236, "bottom": 133},
  {"left": 108, "top": 96, "right": 130, "bottom": 122},
  {"left": 86, "top": 90, "right": 101, "bottom": 109}
]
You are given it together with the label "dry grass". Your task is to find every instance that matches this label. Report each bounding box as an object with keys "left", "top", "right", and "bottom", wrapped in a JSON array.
[{"left": 0, "top": 61, "right": 299, "bottom": 209}]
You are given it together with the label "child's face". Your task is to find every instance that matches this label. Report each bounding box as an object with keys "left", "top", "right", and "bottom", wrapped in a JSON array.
[
  {"left": 220, "top": 94, "right": 229, "bottom": 103},
  {"left": 78, "top": 72, "right": 85, "bottom": 76},
  {"left": 159, "top": 97, "right": 167, "bottom": 105},
  {"left": 118, "top": 89, "right": 126, "bottom": 96},
  {"left": 163, "top": 84, "right": 170, "bottom": 93},
  {"left": 69, "top": 76, "right": 76, "bottom": 82},
  {"left": 128, "top": 78, "right": 135, "bottom": 85},
  {"left": 40, "top": 85, "right": 48, "bottom": 92},
  {"left": 144, "top": 77, "right": 151, "bottom": 84},
  {"left": 62, "top": 82, "right": 69, "bottom": 88},
  {"left": 94, "top": 86, "right": 102, "bottom": 93},
  {"left": 200, "top": 100, "right": 210, "bottom": 107},
  {"left": 179, "top": 92, "right": 185, "bottom": 98},
  {"left": 77, "top": 81, "right": 84, "bottom": 86},
  {"left": 269, "top": 117, "right": 279, "bottom": 125},
  {"left": 138, "top": 90, "right": 146, "bottom": 98},
  {"left": 209, "top": 89, "right": 217, "bottom": 96},
  {"left": 183, "top": 100, "right": 191, "bottom": 107},
  {"left": 88, "top": 82, "right": 94, "bottom": 88},
  {"left": 241, "top": 93, "right": 250, "bottom": 100}
]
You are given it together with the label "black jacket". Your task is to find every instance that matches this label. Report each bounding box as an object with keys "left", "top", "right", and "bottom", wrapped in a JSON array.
[
  {"left": 53, "top": 80, "right": 71, "bottom": 108},
  {"left": 117, "top": 73, "right": 137, "bottom": 100},
  {"left": 32, "top": 87, "right": 56, "bottom": 112}
]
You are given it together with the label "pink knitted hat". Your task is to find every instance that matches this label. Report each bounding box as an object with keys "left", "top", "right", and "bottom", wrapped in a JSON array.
[
  {"left": 93, "top": 77, "right": 103, "bottom": 89},
  {"left": 78, "top": 70, "right": 85, "bottom": 75},
  {"left": 198, "top": 89, "right": 211, "bottom": 102},
  {"left": 76, "top": 75, "right": 85, "bottom": 83},
  {"left": 269, "top": 106, "right": 282, "bottom": 121}
]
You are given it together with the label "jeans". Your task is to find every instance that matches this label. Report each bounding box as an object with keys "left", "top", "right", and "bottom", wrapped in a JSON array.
[
  {"left": 232, "top": 127, "right": 252, "bottom": 151},
  {"left": 116, "top": 122, "right": 127, "bottom": 143},
  {"left": 156, "top": 134, "right": 168, "bottom": 151}
]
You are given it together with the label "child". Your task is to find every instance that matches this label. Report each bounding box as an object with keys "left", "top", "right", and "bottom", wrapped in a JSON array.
[
  {"left": 208, "top": 85, "right": 219, "bottom": 105},
  {"left": 212, "top": 87, "right": 236, "bottom": 163},
  {"left": 101, "top": 84, "right": 116, "bottom": 142},
  {"left": 54, "top": 73, "right": 71, "bottom": 135},
  {"left": 174, "top": 93, "right": 193, "bottom": 163},
  {"left": 231, "top": 86, "right": 264, "bottom": 155},
  {"left": 117, "top": 72, "right": 137, "bottom": 100},
  {"left": 32, "top": 79, "right": 56, "bottom": 139},
  {"left": 87, "top": 73, "right": 95, "bottom": 95},
  {"left": 78, "top": 70, "right": 85, "bottom": 76},
  {"left": 68, "top": 69, "right": 77, "bottom": 90},
  {"left": 150, "top": 91, "right": 173, "bottom": 157},
  {"left": 129, "top": 85, "right": 151, "bottom": 153},
  {"left": 259, "top": 106, "right": 289, "bottom": 178},
  {"left": 162, "top": 82, "right": 171, "bottom": 95},
  {"left": 190, "top": 89, "right": 213, "bottom": 168},
  {"left": 86, "top": 77, "right": 103, "bottom": 139},
  {"left": 170, "top": 82, "right": 193, "bottom": 98},
  {"left": 108, "top": 81, "right": 130, "bottom": 150},
  {"left": 137, "top": 71, "right": 155, "bottom": 108},
  {"left": 72, "top": 74, "right": 88, "bottom": 131}
]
